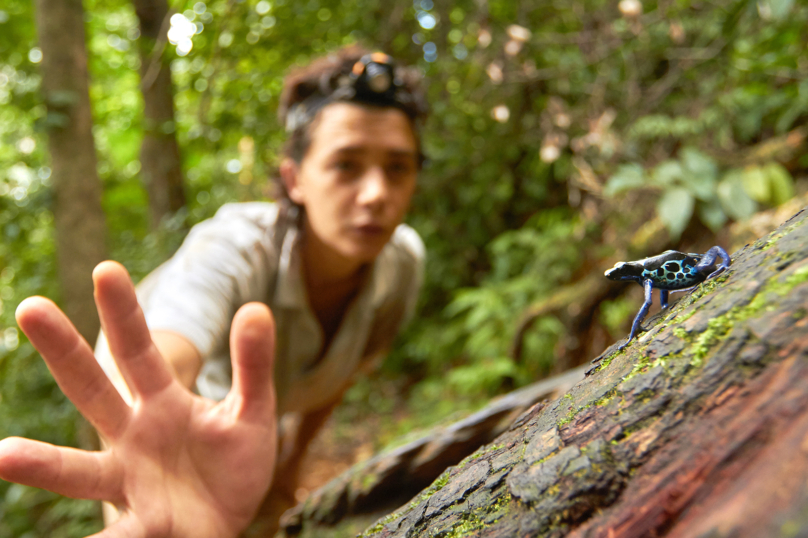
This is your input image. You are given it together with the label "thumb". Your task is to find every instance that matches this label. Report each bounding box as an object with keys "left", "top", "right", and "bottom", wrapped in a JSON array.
[{"left": 228, "top": 302, "right": 277, "bottom": 422}]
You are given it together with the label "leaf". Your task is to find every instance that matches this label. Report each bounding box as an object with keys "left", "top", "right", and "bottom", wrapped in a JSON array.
[
  {"left": 652, "top": 160, "right": 682, "bottom": 186},
  {"left": 604, "top": 163, "right": 646, "bottom": 196},
  {"left": 741, "top": 165, "right": 770, "bottom": 202},
  {"left": 657, "top": 187, "right": 694, "bottom": 240},
  {"left": 718, "top": 170, "right": 758, "bottom": 221},
  {"left": 679, "top": 147, "right": 718, "bottom": 200},
  {"left": 762, "top": 162, "right": 795, "bottom": 205},
  {"left": 698, "top": 198, "right": 728, "bottom": 232},
  {"left": 681, "top": 147, "right": 717, "bottom": 180}
]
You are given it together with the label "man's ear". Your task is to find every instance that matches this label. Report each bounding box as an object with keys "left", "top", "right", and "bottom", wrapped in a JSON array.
[{"left": 279, "top": 158, "right": 304, "bottom": 205}]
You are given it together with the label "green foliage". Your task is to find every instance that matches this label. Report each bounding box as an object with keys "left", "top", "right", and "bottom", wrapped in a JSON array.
[
  {"left": 599, "top": 297, "right": 634, "bottom": 339},
  {"left": 1, "top": 0, "right": 807, "bottom": 533},
  {"left": 606, "top": 147, "right": 797, "bottom": 238},
  {"left": 432, "top": 211, "right": 581, "bottom": 388}
]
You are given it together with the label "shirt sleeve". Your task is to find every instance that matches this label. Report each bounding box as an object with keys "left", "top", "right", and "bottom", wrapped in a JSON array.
[{"left": 137, "top": 203, "right": 278, "bottom": 358}]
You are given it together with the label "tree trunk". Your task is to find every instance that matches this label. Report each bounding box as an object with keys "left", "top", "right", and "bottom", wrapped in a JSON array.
[
  {"left": 286, "top": 205, "right": 808, "bottom": 538},
  {"left": 133, "top": 0, "right": 186, "bottom": 229},
  {"left": 34, "top": 0, "right": 107, "bottom": 345}
]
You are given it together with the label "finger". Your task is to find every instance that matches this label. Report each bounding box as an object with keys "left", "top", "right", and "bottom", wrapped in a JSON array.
[
  {"left": 0, "top": 437, "right": 122, "bottom": 503},
  {"left": 93, "top": 261, "right": 173, "bottom": 399},
  {"left": 15, "top": 297, "right": 131, "bottom": 439},
  {"left": 228, "top": 302, "right": 276, "bottom": 422}
]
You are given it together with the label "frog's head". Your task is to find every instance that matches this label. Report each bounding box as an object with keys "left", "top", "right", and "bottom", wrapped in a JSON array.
[{"left": 605, "top": 261, "right": 643, "bottom": 281}]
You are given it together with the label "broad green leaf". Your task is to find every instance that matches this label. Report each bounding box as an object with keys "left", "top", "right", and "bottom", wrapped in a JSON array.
[
  {"left": 762, "top": 162, "right": 795, "bottom": 205},
  {"left": 652, "top": 160, "right": 682, "bottom": 186},
  {"left": 604, "top": 163, "right": 645, "bottom": 196},
  {"left": 718, "top": 170, "right": 758, "bottom": 221},
  {"left": 681, "top": 147, "right": 718, "bottom": 181},
  {"left": 680, "top": 147, "right": 718, "bottom": 200},
  {"left": 657, "top": 187, "right": 694, "bottom": 240},
  {"left": 698, "top": 198, "right": 728, "bottom": 232},
  {"left": 741, "top": 166, "right": 770, "bottom": 202}
]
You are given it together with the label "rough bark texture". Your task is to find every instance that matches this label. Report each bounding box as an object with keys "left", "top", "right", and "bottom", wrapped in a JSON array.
[
  {"left": 288, "top": 205, "right": 808, "bottom": 538},
  {"left": 34, "top": 0, "right": 107, "bottom": 344},
  {"left": 134, "top": 0, "right": 186, "bottom": 228},
  {"left": 283, "top": 366, "right": 585, "bottom": 534}
]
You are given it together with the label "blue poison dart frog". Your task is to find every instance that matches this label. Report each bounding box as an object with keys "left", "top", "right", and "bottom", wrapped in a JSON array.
[{"left": 605, "top": 246, "right": 731, "bottom": 350}]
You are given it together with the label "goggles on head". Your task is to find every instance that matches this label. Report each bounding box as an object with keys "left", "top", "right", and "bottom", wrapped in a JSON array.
[{"left": 284, "top": 52, "right": 422, "bottom": 132}]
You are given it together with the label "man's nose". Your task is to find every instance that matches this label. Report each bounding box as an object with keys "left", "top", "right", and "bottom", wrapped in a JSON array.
[{"left": 356, "top": 167, "right": 389, "bottom": 207}]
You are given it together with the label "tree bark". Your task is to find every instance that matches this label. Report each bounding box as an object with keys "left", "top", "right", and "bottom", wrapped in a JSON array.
[
  {"left": 282, "top": 366, "right": 585, "bottom": 532},
  {"left": 34, "top": 0, "right": 107, "bottom": 345},
  {"left": 286, "top": 205, "right": 808, "bottom": 538},
  {"left": 133, "top": 0, "right": 186, "bottom": 229}
]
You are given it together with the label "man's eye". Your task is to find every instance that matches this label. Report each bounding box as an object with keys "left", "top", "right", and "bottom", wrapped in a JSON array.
[
  {"left": 333, "top": 160, "right": 358, "bottom": 172},
  {"left": 387, "top": 161, "right": 415, "bottom": 176}
]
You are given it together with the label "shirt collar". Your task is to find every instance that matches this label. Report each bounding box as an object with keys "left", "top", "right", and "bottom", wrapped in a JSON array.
[
  {"left": 274, "top": 226, "right": 306, "bottom": 308},
  {"left": 273, "top": 224, "right": 393, "bottom": 311}
]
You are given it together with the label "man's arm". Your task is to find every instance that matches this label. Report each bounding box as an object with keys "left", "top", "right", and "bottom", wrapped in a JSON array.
[
  {"left": 151, "top": 330, "right": 202, "bottom": 390},
  {"left": 95, "top": 328, "right": 202, "bottom": 403}
]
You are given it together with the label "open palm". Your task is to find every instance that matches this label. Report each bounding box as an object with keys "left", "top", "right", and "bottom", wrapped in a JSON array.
[{"left": 0, "top": 262, "right": 277, "bottom": 538}]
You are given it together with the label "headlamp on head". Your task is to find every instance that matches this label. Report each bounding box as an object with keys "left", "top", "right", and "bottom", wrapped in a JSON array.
[
  {"left": 285, "top": 52, "right": 414, "bottom": 133},
  {"left": 351, "top": 53, "right": 396, "bottom": 98}
]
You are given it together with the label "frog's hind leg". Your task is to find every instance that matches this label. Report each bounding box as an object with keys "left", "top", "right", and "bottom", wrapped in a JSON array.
[
  {"left": 619, "top": 279, "right": 654, "bottom": 350},
  {"left": 675, "top": 246, "right": 733, "bottom": 294},
  {"left": 698, "top": 245, "right": 731, "bottom": 280}
]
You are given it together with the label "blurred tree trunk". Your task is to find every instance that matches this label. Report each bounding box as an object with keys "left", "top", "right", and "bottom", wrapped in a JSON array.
[
  {"left": 133, "top": 0, "right": 186, "bottom": 229},
  {"left": 34, "top": 0, "right": 107, "bottom": 346}
]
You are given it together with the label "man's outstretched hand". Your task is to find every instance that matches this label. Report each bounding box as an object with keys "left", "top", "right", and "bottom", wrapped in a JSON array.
[{"left": 0, "top": 261, "right": 277, "bottom": 538}]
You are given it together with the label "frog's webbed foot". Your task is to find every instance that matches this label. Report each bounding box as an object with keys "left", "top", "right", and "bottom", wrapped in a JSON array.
[{"left": 705, "top": 265, "right": 730, "bottom": 281}]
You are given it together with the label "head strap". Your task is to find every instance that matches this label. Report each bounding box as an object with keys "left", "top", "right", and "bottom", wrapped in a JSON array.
[{"left": 285, "top": 52, "right": 420, "bottom": 132}]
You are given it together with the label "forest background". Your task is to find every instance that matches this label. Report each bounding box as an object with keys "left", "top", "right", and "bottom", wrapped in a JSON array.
[{"left": 0, "top": 0, "right": 806, "bottom": 535}]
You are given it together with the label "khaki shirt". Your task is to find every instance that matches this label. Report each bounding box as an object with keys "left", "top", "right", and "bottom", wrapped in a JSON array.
[{"left": 95, "top": 202, "right": 424, "bottom": 415}]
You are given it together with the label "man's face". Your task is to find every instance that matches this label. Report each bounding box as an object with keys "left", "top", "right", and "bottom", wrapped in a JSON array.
[{"left": 285, "top": 102, "right": 419, "bottom": 265}]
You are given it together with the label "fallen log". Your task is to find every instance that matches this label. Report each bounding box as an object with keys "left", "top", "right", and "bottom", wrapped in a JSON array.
[{"left": 287, "top": 205, "right": 808, "bottom": 538}]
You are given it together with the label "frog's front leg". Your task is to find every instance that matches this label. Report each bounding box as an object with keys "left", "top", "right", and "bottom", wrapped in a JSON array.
[
  {"left": 660, "top": 289, "right": 670, "bottom": 310},
  {"left": 619, "top": 278, "right": 654, "bottom": 350}
]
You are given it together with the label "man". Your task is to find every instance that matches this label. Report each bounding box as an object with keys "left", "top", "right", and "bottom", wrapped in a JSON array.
[{"left": 0, "top": 47, "right": 428, "bottom": 537}]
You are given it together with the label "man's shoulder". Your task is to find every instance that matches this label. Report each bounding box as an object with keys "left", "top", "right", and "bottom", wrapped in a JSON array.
[
  {"left": 211, "top": 201, "right": 280, "bottom": 229},
  {"left": 388, "top": 223, "right": 425, "bottom": 264},
  {"left": 185, "top": 202, "right": 279, "bottom": 245}
]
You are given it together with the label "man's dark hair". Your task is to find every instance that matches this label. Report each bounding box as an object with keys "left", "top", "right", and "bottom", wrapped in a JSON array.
[{"left": 277, "top": 45, "right": 428, "bottom": 163}]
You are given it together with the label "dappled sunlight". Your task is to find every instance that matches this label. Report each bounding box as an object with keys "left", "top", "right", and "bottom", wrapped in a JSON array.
[{"left": 0, "top": 0, "right": 806, "bottom": 533}]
